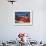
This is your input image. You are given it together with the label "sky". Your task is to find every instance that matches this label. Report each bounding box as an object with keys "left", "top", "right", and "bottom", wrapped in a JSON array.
[{"left": 15, "top": 12, "right": 30, "bottom": 16}]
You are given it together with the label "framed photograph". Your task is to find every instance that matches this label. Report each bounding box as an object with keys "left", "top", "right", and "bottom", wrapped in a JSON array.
[{"left": 15, "top": 10, "right": 33, "bottom": 26}]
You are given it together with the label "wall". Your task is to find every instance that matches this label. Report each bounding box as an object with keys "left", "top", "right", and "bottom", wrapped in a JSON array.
[{"left": 0, "top": 0, "right": 46, "bottom": 42}]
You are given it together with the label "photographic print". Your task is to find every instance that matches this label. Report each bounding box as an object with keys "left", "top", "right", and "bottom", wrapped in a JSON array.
[{"left": 15, "top": 10, "right": 32, "bottom": 26}]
